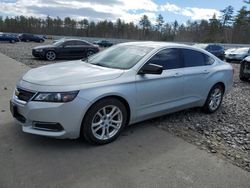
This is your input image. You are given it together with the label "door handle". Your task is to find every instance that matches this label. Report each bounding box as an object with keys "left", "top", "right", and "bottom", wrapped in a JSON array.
[
  {"left": 174, "top": 73, "right": 182, "bottom": 77},
  {"left": 202, "top": 70, "right": 210, "bottom": 74}
]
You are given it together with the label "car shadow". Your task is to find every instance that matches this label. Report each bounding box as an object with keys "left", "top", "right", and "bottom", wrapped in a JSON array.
[{"left": 17, "top": 107, "right": 204, "bottom": 150}]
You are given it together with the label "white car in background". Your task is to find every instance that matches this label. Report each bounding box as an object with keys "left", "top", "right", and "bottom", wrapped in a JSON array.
[
  {"left": 225, "top": 48, "right": 236, "bottom": 55},
  {"left": 225, "top": 47, "right": 250, "bottom": 62}
]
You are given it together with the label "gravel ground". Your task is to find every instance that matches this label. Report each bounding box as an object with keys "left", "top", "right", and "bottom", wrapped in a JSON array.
[{"left": 0, "top": 40, "right": 250, "bottom": 172}]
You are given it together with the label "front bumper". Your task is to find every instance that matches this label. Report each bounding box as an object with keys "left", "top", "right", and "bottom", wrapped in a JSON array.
[
  {"left": 32, "top": 50, "right": 45, "bottom": 58},
  {"left": 10, "top": 93, "right": 90, "bottom": 139}
]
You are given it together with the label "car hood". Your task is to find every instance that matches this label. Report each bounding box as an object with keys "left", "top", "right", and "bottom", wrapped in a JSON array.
[
  {"left": 22, "top": 60, "right": 124, "bottom": 86},
  {"left": 33, "top": 44, "right": 55, "bottom": 49}
]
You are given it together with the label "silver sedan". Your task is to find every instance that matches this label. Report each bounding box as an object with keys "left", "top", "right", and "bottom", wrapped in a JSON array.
[{"left": 10, "top": 42, "right": 233, "bottom": 144}]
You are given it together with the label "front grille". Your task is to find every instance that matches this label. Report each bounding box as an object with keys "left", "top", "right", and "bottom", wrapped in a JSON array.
[{"left": 16, "top": 88, "right": 36, "bottom": 102}]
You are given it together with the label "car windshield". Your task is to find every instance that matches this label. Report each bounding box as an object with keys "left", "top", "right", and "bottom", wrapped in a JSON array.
[
  {"left": 53, "top": 40, "right": 65, "bottom": 46},
  {"left": 85, "top": 45, "right": 153, "bottom": 70}
]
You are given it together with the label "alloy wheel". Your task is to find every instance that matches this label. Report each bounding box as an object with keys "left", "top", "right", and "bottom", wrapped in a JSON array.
[
  {"left": 91, "top": 105, "right": 123, "bottom": 140},
  {"left": 208, "top": 88, "right": 222, "bottom": 111},
  {"left": 46, "top": 51, "right": 56, "bottom": 61}
]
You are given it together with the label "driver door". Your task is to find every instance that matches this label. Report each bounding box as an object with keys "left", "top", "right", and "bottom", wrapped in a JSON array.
[{"left": 135, "top": 48, "right": 185, "bottom": 120}]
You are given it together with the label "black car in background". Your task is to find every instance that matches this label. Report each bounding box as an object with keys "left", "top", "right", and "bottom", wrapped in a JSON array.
[
  {"left": 32, "top": 39, "right": 99, "bottom": 61},
  {"left": 0, "top": 33, "right": 20, "bottom": 43},
  {"left": 19, "top": 33, "right": 45, "bottom": 43},
  {"left": 194, "top": 44, "right": 225, "bottom": 60},
  {"left": 239, "top": 56, "right": 250, "bottom": 81},
  {"left": 93, "top": 40, "right": 113, "bottom": 47}
]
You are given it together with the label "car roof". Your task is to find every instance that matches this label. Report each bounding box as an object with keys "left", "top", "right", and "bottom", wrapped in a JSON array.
[
  {"left": 63, "top": 39, "right": 91, "bottom": 43},
  {"left": 118, "top": 41, "right": 188, "bottom": 49}
]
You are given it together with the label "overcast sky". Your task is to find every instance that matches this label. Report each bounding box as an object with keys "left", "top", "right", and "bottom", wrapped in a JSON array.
[{"left": 0, "top": 0, "right": 247, "bottom": 24}]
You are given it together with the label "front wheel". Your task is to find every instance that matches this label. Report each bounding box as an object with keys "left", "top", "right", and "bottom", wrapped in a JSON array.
[
  {"left": 203, "top": 84, "right": 224, "bottom": 113},
  {"left": 45, "top": 51, "right": 56, "bottom": 61},
  {"left": 86, "top": 51, "right": 94, "bottom": 57},
  {"left": 82, "top": 98, "right": 127, "bottom": 145}
]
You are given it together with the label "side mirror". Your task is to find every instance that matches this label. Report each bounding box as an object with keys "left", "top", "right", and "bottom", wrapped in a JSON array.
[{"left": 138, "top": 63, "right": 163, "bottom": 75}]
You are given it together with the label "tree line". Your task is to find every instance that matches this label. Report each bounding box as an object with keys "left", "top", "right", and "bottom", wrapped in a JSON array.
[{"left": 0, "top": 0, "right": 249, "bottom": 44}]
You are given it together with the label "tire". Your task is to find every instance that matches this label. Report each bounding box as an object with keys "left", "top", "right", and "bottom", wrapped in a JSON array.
[
  {"left": 239, "top": 63, "right": 248, "bottom": 81},
  {"left": 10, "top": 40, "right": 15, "bottom": 43},
  {"left": 82, "top": 98, "right": 127, "bottom": 145},
  {"left": 86, "top": 50, "right": 94, "bottom": 57},
  {"left": 39, "top": 39, "right": 43, "bottom": 43},
  {"left": 202, "top": 84, "right": 224, "bottom": 113},
  {"left": 240, "top": 77, "right": 248, "bottom": 81},
  {"left": 45, "top": 51, "right": 56, "bottom": 61}
]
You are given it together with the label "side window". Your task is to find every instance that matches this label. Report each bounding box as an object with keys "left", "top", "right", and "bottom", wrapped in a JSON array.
[
  {"left": 75, "top": 41, "right": 89, "bottom": 46},
  {"left": 146, "top": 48, "right": 182, "bottom": 70},
  {"left": 63, "top": 41, "right": 76, "bottom": 47},
  {"left": 204, "top": 54, "right": 215, "bottom": 65},
  {"left": 182, "top": 49, "right": 206, "bottom": 67}
]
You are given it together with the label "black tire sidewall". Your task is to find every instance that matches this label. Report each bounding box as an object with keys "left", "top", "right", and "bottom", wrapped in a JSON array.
[
  {"left": 239, "top": 63, "right": 248, "bottom": 81},
  {"left": 203, "top": 84, "right": 224, "bottom": 113},
  {"left": 82, "top": 98, "right": 127, "bottom": 145},
  {"left": 86, "top": 51, "right": 94, "bottom": 57}
]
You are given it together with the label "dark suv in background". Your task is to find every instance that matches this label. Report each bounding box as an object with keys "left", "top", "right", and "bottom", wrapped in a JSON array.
[
  {"left": 93, "top": 40, "right": 113, "bottom": 47},
  {"left": 19, "top": 33, "right": 45, "bottom": 43},
  {"left": 239, "top": 56, "right": 250, "bottom": 81},
  {"left": 194, "top": 44, "right": 225, "bottom": 60}
]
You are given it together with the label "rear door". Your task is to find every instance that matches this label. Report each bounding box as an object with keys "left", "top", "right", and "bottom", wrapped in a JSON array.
[
  {"left": 59, "top": 41, "right": 90, "bottom": 58},
  {"left": 136, "top": 48, "right": 185, "bottom": 119},
  {"left": 58, "top": 41, "right": 79, "bottom": 58},
  {"left": 181, "top": 49, "right": 215, "bottom": 104}
]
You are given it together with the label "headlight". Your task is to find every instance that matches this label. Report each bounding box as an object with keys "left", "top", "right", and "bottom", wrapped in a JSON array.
[
  {"left": 33, "top": 91, "right": 79, "bottom": 103},
  {"left": 35, "top": 49, "right": 43, "bottom": 52}
]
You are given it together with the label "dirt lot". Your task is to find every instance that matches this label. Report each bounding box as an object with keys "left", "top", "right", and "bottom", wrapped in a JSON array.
[{"left": 0, "top": 40, "right": 249, "bottom": 172}]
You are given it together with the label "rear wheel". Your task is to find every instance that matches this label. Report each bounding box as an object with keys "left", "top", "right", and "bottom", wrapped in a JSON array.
[
  {"left": 203, "top": 84, "right": 224, "bottom": 113},
  {"left": 45, "top": 51, "right": 56, "bottom": 61},
  {"left": 10, "top": 40, "right": 15, "bottom": 43},
  {"left": 82, "top": 98, "right": 127, "bottom": 145}
]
